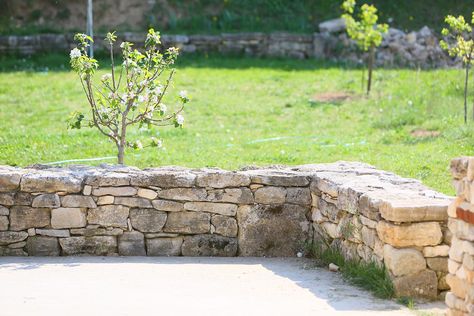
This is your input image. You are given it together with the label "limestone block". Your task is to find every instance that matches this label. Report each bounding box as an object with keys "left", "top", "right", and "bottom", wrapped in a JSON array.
[
  {"left": 392, "top": 270, "right": 438, "bottom": 299},
  {"left": 237, "top": 204, "right": 310, "bottom": 257},
  {"left": 157, "top": 188, "right": 207, "bottom": 201},
  {"left": 0, "top": 216, "right": 8, "bottom": 231},
  {"left": 137, "top": 188, "right": 158, "bottom": 200},
  {"left": 51, "top": 208, "right": 86, "bottom": 229},
  {"left": 196, "top": 171, "right": 250, "bottom": 188},
  {"left": 314, "top": 177, "right": 338, "bottom": 197},
  {"left": 163, "top": 212, "right": 210, "bottom": 234},
  {"left": 97, "top": 195, "right": 114, "bottom": 205},
  {"left": 0, "top": 193, "right": 15, "bottom": 205},
  {"left": 449, "top": 259, "right": 461, "bottom": 275},
  {"left": 286, "top": 187, "right": 311, "bottom": 205},
  {"left": 361, "top": 226, "right": 377, "bottom": 249},
  {"left": 8, "top": 241, "right": 26, "bottom": 249},
  {"left": 70, "top": 227, "right": 123, "bottom": 236},
  {"left": 254, "top": 186, "right": 286, "bottom": 204},
  {"left": 383, "top": 245, "right": 426, "bottom": 276},
  {"left": 311, "top": 208, "right": 325, "bottom": 223},
  {"left": 61, "top": 195, "right": 97, "bottom": 208},
  {"left": 35, "top": 229, "right": 70, "bottom": 237},
  {"left": 181, "top": 234, "right": 237, "bottom": 256},
  {"left": 380, "top": 198, "right": 449, "bottom": 222},
  {"left": 0, "top": 231, "right": 28, "bottom": 245},
  {"left": 184, "top": 202, "right": 237, "bottom": 216},
  {"left": 319, "top": 18, "right": 346, "bottom": 33},
  {"left": 423, "top": 245, "right": 450, "bottom": 257},
  {"left": 446, "top": 292, "right": 468, "bottom": 313},
  {"left": 32, "top": 194, "right": 60, "bottom": 208},
  {"left": 211, "top": 215, "right": 238, "bottom": 237},
  {"left": 130, "top": 209, "right": 167, "bottom": 233},
  {"left": 14, "top": 192, "right": 34, "bottom": 206},
  {"left": 319, "top": 199, "right": 343, "bottom": 223},
  {"left": 207, "top": 188, "right": 254, "bottom": 204},
  {"left": 83, "top": 185, "right": 92, "bottom": 195},
  {"left": 0, "top": 171, "right": 22, "bottom": 192},
  {"left": 152, "top": 200, "right": 184, "bottom": 212},
  {"left": 427, "top": 257, "right": 448, "bottom": 273},
  {"left": 131, "top": 171, "right": 196, "bottom": 187},
  {"left": 87, "top": 205, "right": 129, "bottom": 229},
  {"left": 27, "top": 236, "right": 60, "bottom": 256},
  {"left": 21, "top": 172, "right": 82, "bottom": 193},
  {"left": 245, "top": 170, "right": 309, "bottom": 187},
  {"left": 0, "top": 205, "right": 8, "bottom": 215},
  {"left": 449, "top": 218, "right": 474, "bottom": 242},
  {"left": 376, "top": 221, "right": 442, "bottom": 247},
  {"left": 118, "top": 231, "right": 146, "bottom": 256},
  {"left": 146, "top": 237, "right": 183, "bottom": 256},
  {"left": 92, "top": 186, "right": 137, "bottom": 196},
  {"left": 359, "top": 215, "right": 377, "bottom": 229},
  {"left": 60, "top": 236, "right": 117, "bottom": 255},
  {"left": 9, "top": 206, "right": 50, "bottom": 231},
  {"left": 86, "top": 173, "right": 131, "bottom": 186},
  {"left": 446, "top": 274, "right": 469, "bottom": 299}
]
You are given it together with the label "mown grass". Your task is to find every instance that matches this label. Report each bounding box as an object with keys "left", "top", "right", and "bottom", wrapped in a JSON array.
[{"left": 0, "top": 53, "right": 472, "bottom": 194}]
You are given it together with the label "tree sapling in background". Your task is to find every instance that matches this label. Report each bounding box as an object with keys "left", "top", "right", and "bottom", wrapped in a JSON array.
[
  {"left": 440, "top": 13, "right": 474, "bottom": 124},
  {"left": 69, "top": 29, "right": 189, "bottom": 164},
  {"left": 341, "top": 0, "right": 388, "bottom": 95}
]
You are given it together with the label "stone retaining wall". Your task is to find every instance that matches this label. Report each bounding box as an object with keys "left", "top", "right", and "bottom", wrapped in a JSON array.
[
  {"left": 0, "top": 161, "right": 451, "bottom": 299},
  {"left": 0, "top": 27, "right": 453, "bottom": 68},
  {"left": 446, "top": 157, "right": 474, "bottom": 315}
]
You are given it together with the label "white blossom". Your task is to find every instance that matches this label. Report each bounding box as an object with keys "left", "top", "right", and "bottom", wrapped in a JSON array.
[
  {"left": 101, "top": 74, "right": 112, "bottom": 82},
  {"left": 155, "top": 86, "right": 163, "bottom": 95},
  {"left": 179, "top": 90, "right": 187, "bottom": 99},
  {"left": 160, "top": 104, "right": 167, "bottom": 113},
  {"left": 176, "top": 114, "right": 184, "bottom": 125},
  {"left": 70, "top": 48, "right": 81, "bottom": 59},
  {"left": 138, "top": 95, "right": 148, "bottom": 103}
]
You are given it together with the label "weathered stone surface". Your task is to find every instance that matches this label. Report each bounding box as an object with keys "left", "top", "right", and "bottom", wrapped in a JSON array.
[
  {"left": 146, "top": 237, "right": 183, "bottom": 256},
  {"left": 158, "top": 188, "right": 207, "bottom": 201},
  {"left": 427, "top": 257, "right": 448, "bottom": 272},
  {"left": 383, "top": 244, "right": 426, "bottom": 276},
  {"left": 130, "top": 209, "right": 167, "bottom": 233},
  {"left": 27, "top": 236, "right": 60, "bottom": 256},
  {"left": 115, "top": 197, "right": 152, "bottom": 208},
  {"left": 184, "top": 202, "right": 237, "bottom": 216},
  {"left": 97, "top": 195, "right": 114, "bottom": 205},
  {"left": 118, "top": 231, "right": 146, "bottom": 256},
  {"left": 0, "top": 171, "right": 22, "bottom": 192},
  {"left": 319, "top": 18, "right": 346, "bottom": 33},
  {"left": 83, "top": 185, "right": 92, "bottom": 195},
  {"left": 9, "top": 206, "right": 50, "bottom": 231},
  {"left": 181, "top": 234, "right": 237, "bottom": 256},
  {"left": 0, "top": 247, "right": 26, "bottom": 256},
  {"left": 0, "top": 216, "right": 8, "bottom": 231},
  {"left": 207, "top": 188, "right": 254, "bottom": 204},
  {"left": 36, "top": 229, "right": 70, "bottom": 237},
  {"left": 254, "top": 187, "right": 286, "bottom": 204},
  {"left": 152, "top": 200, "right": 184, "bottom": 212},
  {"left": 0, "top": 231, "right": 28, "bottom": 245},
  {"left": 92, "top": 186, "right": 137, "bottom": 196},
  {"left": 61, "top": 195, "right": 97, "bottom": 208},
  {"left": 361, "top": 226, "right": 377, "bottom": 249},
  {"left": 70, "top": 227, "right": 123, "bottom": 236},
  {"left": 244, "top": 170, "right": 309, "bottom": 186},
  {"left": 423, "top": 245, "right": 450, "bottom": 257},
  {"left": 449, "top": 217, "right": 474, "bottom": 242},
  {"left": 196, "top": 171, "right": 250, "bottom": 188},
  {"left": 237, "top": 204, "right": 310, "bottom": 257},
  {"left": 163, "top": 212, "right": 210, "bottom": 234},
  {"left": 131, "top": 170, "right": 196, "bottom": 187},
  {"left": 87, "top": 205, "right": 129, "bottom": 229},
  {"left": 14, "top": 192, "right": 34, "bottom": 206},
  {"left": 211, "top": 215, "right": 238, "bottom": 237},
  {"left": 21, "top": 172, "right": 82, "bottom": 193},
  {"left": 32, "top": 194, "right": 60, "bottom": 208},
  {"left": 446, "top": 274, "right": 469, "bottom": 299},
  {"left": 376, "top": 221, "right": 442, "bottom": 247},
  {"left": 51, "top": 208, "right": 86, "bottom": 229},
  {"left": 380, "top": 198, "right": 449, "bottom": 222},
  {"left": 137, "top": 188, "right": 158, "bottom": 200},
  {"left": 286, "top": 187, "right": 311, "bottom": 205},
  {"left": 8, "top": 241, "right": 26, "bottom": 249},
  {"left": 392, "top": 270, "right": 438, "bottom": 299},
  {"left": 319, "top": 198, "right": 343, "bottom": 222},
  {"left": 0, "top": 205, "right": 9, "bottom": 215},
  {"left": 0, "top": 193, "right": 14, "bottom": 205},
  {"left": 85, "top": 173, "right": 131, "bottom": 186},
  {"left": 60, "top": 236, "right": 117, "bottom": 255}
]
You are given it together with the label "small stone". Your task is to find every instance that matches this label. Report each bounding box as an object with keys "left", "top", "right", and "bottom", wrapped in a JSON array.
[
  {"left": 0, "top": 193, "right": 14, "bottom": 206},
  {"left": 115, "top": 197, "right": 152, "bottom": 208},
  {"left": 130, "top": 209, "right": 167, "bottom": 233},
  {"left": 0, "top": 216, "right": 8, "bottom": 231},
  {"left": 137, "top": 188, "right": 158, "bottom": 200},
  {"left": 92, "top": 186, "right": 137, "bottom": 196},
  {"left": 9, "top": 206, "right": 50, "bottom": 231},
  {"left": 87, "top": 205, "right": 129, "bottom": 229},
  {"left": 181, "top": 234, "right": 237, "bottom": 256},
  {"left": 426, "top": 257, "right": 448, "bottom": 272},
  {"left": 383, "top": 244, "right": 426, "bottom": 276},
  {"left": 83, "top": 185, "right": 92, "bottom": 195},
  {"left": 376, "top": 221, "right": 442, "bottom": 247},
  {"left": 0, "top": 231, "right": 28, "bottom": 245},
  {"left": 0, "top": 205, "right": 8, "bottom": 216},
  {"left": 35, "top": 229, "right": 70, "bottom": 238},
  {"left": 118, "top": 231, "right": 146, "bottom": 256},
  {"left": 152, "top": 200, "right": 184, "bottom": 212},
  {"left": 97, "top": 195, "right": 114, "bottom": 205},
  {"left": 61, "top": 195, "right": 97, "bottom": 208},
  {"left": 27, "top": 228, "right": 36, "bottom": 236},
  {"left": 184, "top": 202, "right": 237, "bottom": 216},
  {"left": 146, "top": 237, "right": 183, "bottom": 256},
  {"left": 423, "top": 245, "right": 450, "bottom": 257},
  {"left": 329, "top": 263, "right": 339, "bottom": 272},
  {"left": 59, "top": 236, "right": 117, "bottom": 255},
  {"left": 51, "top": 208, "right": 87, "bottom": 229},
  {"left": 211, "top": 215, "right": 238, "bottom": 237},
  {"left": 27, "top": 236, "right": 60, "bottom": 256},
  {"left": 32, "top": 194, "right": 60, "bottom": 208},
  {"left": 254, "top": 186, "right": 286, "bottom": 204},
  {"left": 163, "top": 212, "right": 210, "bottom": 234}
]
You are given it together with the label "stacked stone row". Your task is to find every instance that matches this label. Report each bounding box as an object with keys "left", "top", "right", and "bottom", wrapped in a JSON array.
[
  {"left": 446, "top": 157, "right": 474, "bottom": 315},
  {"left": 303, "top": 162, "right": 451, "bottom": 300}
]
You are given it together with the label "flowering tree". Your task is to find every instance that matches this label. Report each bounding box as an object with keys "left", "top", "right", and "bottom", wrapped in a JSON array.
[
  {"left": 341, "top": 0, "right": 388, "bottom": 95},
  {"left": 69, "top": 29, "right": 189, "bottom": 164},
  {"left": 440, "top": 14, "right": 474, "bottom": 123}
]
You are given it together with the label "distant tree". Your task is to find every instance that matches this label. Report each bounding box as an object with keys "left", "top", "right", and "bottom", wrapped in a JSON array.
[
  {"left": 68, "top": 29, "right": 189, "bottom": 164},
  {"left": 440, "top": 14, "right": 474, "bottom": 123},
  {"left": 341, "top": 0, "right": 388, "bottom": 95}
]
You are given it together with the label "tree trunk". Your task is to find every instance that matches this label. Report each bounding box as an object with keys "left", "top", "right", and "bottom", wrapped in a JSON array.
[
  {"left": 465, "top": 65, "right": 469, "bottom": 124},
  {"left": 367, "top": 45, "right": 375, "bottom": 96},
  {"left": 117, "top": 144, "right": 125, "bottom": 165}
]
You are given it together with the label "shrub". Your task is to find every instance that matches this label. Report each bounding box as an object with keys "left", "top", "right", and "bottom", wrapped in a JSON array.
[{"left": 68, "top": 29, "right": 189, "bottom": 164}]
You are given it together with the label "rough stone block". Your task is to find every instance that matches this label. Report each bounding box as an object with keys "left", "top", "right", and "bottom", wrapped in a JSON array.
[
  {"left": 427, "top": 257, "right": 448, "bottom": 272},
  {"left": 0, "top": 205, "right": 8, "bottom": 215},
  {"left": 59, "top": 236, "right": 117, "bottom": 255},
  {"left": 118, "top": 231, "right": 146, "bottom": 256},
  {"left": 36, "top": 229, "right": 70, "bottom": 237},
  {"left": 376, "top": 221, "right": 442, "bottom": 247},
  {"left": 446, "top": 274, "right": 469, "bottom": 299},
  {"left": 211, "top": 215, "right": 238, "bottom": 237},
  {"left": 115, "top": 197, "right": 152, "bottom": 208},
  {"left": 286, "top": 187, "right": 311, "bottom": 205},
  {"left": 164, "top": 212, "right": 210, "bottom": 234},
  {"left": 51, "top": 208, "right": 86, "bottom": 229},
  {"left": 0, "top": 193, "right": 15, "bottom": 205},
  {"left": 0, "top": 231, "right": 28, "bottom": 246},
  {"left": 92, "top": 186, "right": 137, "bottom": 196},
  {"left": 157, "top": 188, "right": 207, "bottom": 201},
  {"left": 130, "top": 209, "right": 167, "bottom": 233},
  {"left": 27, "top": 236, "right": 60, "bottom": 256},
  {"left": 97, "top": 195, "right": 114, "bottom": 205},
  {"left": 152, "top": 200, "right": 184, "bottom": 212},
  {"left": 392, "top": 270, "right": 438, "bottom": 299},
  {"left": 254, "top": 187, "right": 286, "bottom": 204},
  {"left": 131, "top": 171, "right": 196, "bottom": 188},
  {"left": 181, "top": 234, "right": 237, "bottom": 256},
  {"left": 184, "top": 202, "right": 237, "bottom": 216},
  {"left": 61, "top": 195, "right": 97, "bottom": 208},
  {"left": 380, "top": 198, "right": 450, "bottom": 222},
  {"left": 32, "top": 194, "right": 60, "bottom": 208},
  {"left": 0, "top": 171, "right": 22, "bottom": 192},
  {"left": 196, "top": 171, "right": 250, "bottom": 188},
  {"left": 383, "top": 244, "right": 426, "bottom": 276},
  {"left": 207, "top": 188, "right": 254, "bottom": 204},
  {"left": 423, "top": 245, "right": 450, "bottom": 257},
  {"left": 0, "top": 216, "right": 8, "bottom": 231},
  {"left": 87, "top": 205, "right": 129, "bottom": 229},
  {"left": 70, "top": 227, "right": 123, "bottom": 236},
  {"left": 137, "top": 188, "right": 158, "bottom": 200},
  {"left": 21, "top": 172, "right": 82, "bottom": 193},
  {"left": 9, "top": 206, "right": 50, "bottom": 231},
  {"left": 146, "top": 237, "right": 183, "bottom": 256}
]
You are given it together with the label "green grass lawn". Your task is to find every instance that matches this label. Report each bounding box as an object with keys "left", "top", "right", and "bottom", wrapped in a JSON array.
[{"left": 0, "top": 54, "right": 472, "bottom": 194}]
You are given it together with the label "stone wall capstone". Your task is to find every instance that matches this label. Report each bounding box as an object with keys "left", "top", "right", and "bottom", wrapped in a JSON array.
[{"left": 0, "top": 162, "right": 452, "bottom": 299}]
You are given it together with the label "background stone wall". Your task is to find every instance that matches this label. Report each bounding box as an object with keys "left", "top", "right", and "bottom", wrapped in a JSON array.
[
  {"left": 446, "top": 157, "right": 474, "bottom": 315},
  {"left": 0, "top": 161, "right": 451, "bottom": 299},
  {"left": 0, "top": 26, "right": 454, "bottom": 68}
]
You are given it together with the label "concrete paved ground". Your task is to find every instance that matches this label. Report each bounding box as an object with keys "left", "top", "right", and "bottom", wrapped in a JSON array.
[{"left": 0, "top": 257, "right": 445, "bottom": 316}]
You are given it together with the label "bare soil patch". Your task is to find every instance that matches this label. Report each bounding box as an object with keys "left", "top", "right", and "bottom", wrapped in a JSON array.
[
  {"left": 410, "top": 129, "right": 441, "bottom": 138},
  {"left": 311, "top": 92, "right": 354, "bottom": 104}
]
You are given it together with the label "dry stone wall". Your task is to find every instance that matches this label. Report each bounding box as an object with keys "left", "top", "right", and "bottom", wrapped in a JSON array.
[
  {"left": 0, "top": 161, "right": 451, "bottom": 299},
  {"left": 446, "top": 157, "right": 474, "bottom": 315}
]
